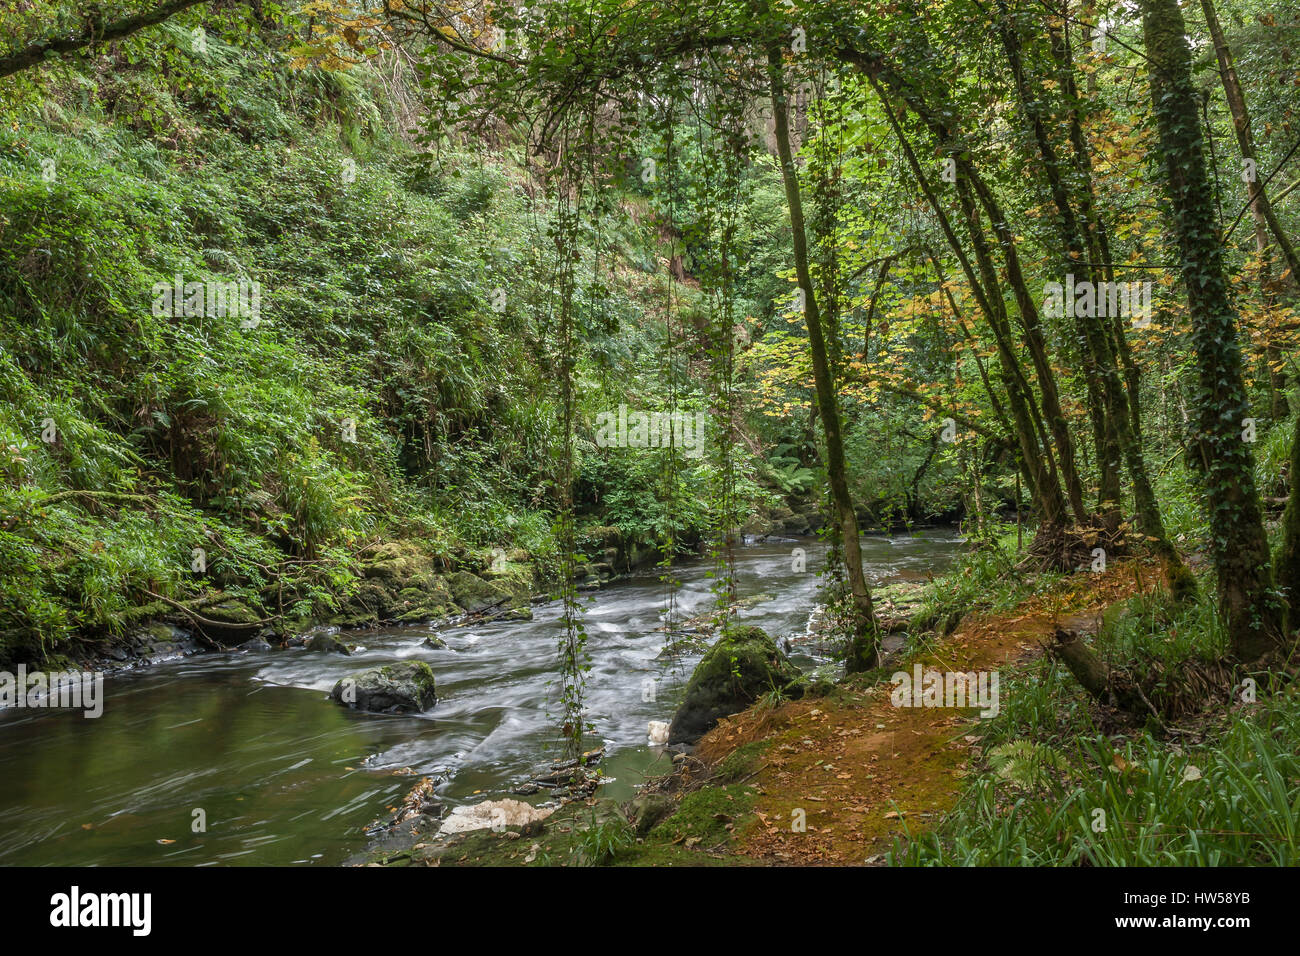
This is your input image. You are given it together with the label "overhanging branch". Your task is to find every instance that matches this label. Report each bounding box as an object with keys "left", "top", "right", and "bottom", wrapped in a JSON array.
[{"left": 0, "top": 0, "right": 209, "bottom": 80}]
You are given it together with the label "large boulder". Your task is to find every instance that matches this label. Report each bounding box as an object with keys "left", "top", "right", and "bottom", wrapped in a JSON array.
[
  {"left": 624, "top": 542, "right": 659, "bottom": 571},
  {"left": 448, "top": 571, "right": 512, "bottom": 615},
  {"left": 196, "top": 600, "right": 264, "bottom": 643},
  {"left": 331, "top": 661, "right": 437, "bottom": 714},
  {"left": 394, "top": 576, "right": 460, "bottom": 624},
  {"left": 667, "top": 626, "right": 806, "bottom": 744},
  {"left": 359, "top": 542, "right": 429, "bottom": 586},
  {"left": 306, "top": 632, "right": 353, "bottom": 655}
]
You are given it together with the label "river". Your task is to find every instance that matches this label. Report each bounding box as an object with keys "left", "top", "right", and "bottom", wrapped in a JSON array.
[{"left": 0, "top": 531, "right": 965, "bottom": 866}]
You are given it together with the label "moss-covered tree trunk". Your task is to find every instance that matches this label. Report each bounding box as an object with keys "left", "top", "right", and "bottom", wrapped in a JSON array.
[
  {"left": 993, "top": 5, "right": 1123, "bottom": 520},
  {"left": 1201, "top": 0, "right": 1300, "bottom": 290},
  {"left": 995, "top": 7, "right": 1186, "bottom": 587},
  {"left": 861, "top": 68, "right": 1070, "bottom": 532},
  {"left": 1045, "top": 17, "right": 1147, "bottom": 446},
  {"left": 1141, "top": 0, "right": 1283, "bottom": 658},
  {"left": 769, "top": 48, "right": 880, "bottom": 672},
  {"left": 966, "top": 175, "right": 1088, "bottom": 525}
]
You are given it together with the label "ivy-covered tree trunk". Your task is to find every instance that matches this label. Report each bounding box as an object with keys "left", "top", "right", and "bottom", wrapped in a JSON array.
[
  {"left": 769, "top": 48, "right": 879, "bottom": 672},
  {"left": 998, "top": 17, "right": 1192, "bottom": 585},
  {"left": 966, "top": 175, "right": 1088, "bottom": 525},
  {"left": 1141, "top": 0, "right": 1284, "bottom": 658},
  {"left": 950, "top": 174, "right": 1072, "bottom": 533},
  {"left": 1045, "top": 17, "right": 1147, "bottom": 446},
  {"left": 993, "top": 5, "right": 1122, "bottom": 520}
]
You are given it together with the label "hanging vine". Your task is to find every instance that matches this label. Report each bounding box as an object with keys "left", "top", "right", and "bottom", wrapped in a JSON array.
[
  {"left": 548, "top": 158, "right": 592, "bottom": 763},
  {"left": 653, "top": 84, "right": 688, "bottom": 669},
  {"left": 689, "top": 69, "right": 752, "bottom": 635}
]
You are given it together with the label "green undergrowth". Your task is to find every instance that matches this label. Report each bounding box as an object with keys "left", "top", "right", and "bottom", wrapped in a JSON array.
[
  {"left": 892, "top": 569, "right": 1300, "bottom": 865},
  {"left": 0, "top": 14, "right": 771, "bottom": 664}
]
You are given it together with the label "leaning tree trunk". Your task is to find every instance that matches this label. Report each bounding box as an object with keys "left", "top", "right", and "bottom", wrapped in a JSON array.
[
  {"left": 1201, "top": 0, "right": 1294, "bottom": 419},
  {"left": 864, "top": 69, "right": 1070, "bottom": 530},
  {"left": 1201, "top": 0, "right": 1300, "bottom": 289},
  {"left": 997, "top": 5, "right": 1184, "bottom": 584},
  {"left": 769, "top": 48, "right": 880, "bottom": 672},
  {"left": 994, "top": 6, "right": 1123, "bottom": 521},
  {"left": 967, "top": 175, "right": 1088, "bottom": 524},
  {"left": 1141, "top": 0, "right": 1285, "bottom": 659},
  {"left": 1046, "top": 16, "right": 1146, "bottom": 444}
]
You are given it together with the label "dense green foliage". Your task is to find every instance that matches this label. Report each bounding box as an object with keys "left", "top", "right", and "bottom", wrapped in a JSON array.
[
  {"left": 4, "top": 0, "right": 1300, "bottom": 869},
  {"left": 0, "top": 3, "right": 990, "bottom": 665},
  {"left": 0, "top": 7, "right": 787, "bottom": 662}
]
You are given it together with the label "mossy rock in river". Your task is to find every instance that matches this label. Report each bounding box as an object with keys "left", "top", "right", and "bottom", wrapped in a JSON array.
[
  {"left": 448, "top": 571, "right": 512, "bottom": 615},
  {"left": 359, "top": 542, "right": 432, "bottom": 586},
  {"left": 330, "top": 661, "right": 436, "bottom": 714},
  {"left": 667, "top": 626, "right": 807, "bottom": 744},
  {"left": 482, "top": 561, "right": 535, "bottom": 606},
  {"left": 306, "top": 632, "right": 354, "bottom": 655},
  {"left": 196, "top": 599, "right": 264, "bottom": 643}
]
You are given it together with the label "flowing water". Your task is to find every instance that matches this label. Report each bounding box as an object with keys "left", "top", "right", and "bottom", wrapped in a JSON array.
[{"left": 0, "top": 532, "right": 965, "bottom": 866}]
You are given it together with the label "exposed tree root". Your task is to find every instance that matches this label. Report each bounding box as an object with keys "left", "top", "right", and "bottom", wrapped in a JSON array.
[
  {"left": 1023, "top": 519, "right": 1129, "bottom": 573},
  {"left": 1051, "top": 626, "right": 1249, "bottom": 721}
]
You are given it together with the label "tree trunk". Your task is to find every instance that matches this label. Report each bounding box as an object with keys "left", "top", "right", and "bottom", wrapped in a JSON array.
[
  {"left": 769, "top": 49, "right": 880, "bottom": 672},
  {"left": 1141, "top": 0, "right": 1284, "bottom": 658},
  {"left": 1046, "top": 17, "right": 1148, "bottom": 446},
  {"left": 1275, "top": 412, "right": 1300, "bottom": 616},
  {"left": 993, "top": 4, "right": 1123, "bottom": 520},
  {"left": 1051, "top": 628, "right": 1149, "bottom": 715},
  {"left": 1001, "top": 1, "right": 1191, "bottom": 590},
  {"left": 0, "top": 0, "right": 209, "bottom": 79},
  {"left": 967, "top": 174, "right": 1088, "bottom": 523},
  {"left": 1201, "top": 0, "right": 1292, "bottom": 419},
  {"left": 866, "top": 72, "right": 1069, "bottom": 529},
  {"left": 1201, "top": 0, "right": 1300, "bottom": 287}
]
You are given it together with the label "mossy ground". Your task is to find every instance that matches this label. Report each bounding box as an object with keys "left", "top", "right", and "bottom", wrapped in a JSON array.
[{"left": 688, "top": 559, "right": 1161, "bottom": 864}]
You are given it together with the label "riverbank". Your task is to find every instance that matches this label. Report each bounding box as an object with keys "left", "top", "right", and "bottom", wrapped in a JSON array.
[
  {"left": 375, "top": 550, "right": 1166, "bottom": 867},
  {"left": 400, "top": 533, "right": 1300, "bottom": 868},
  {"left": 28, "top": 532, "right": 661, "bottom": 676},
  {"left": 10, "top": 534, "right": 963, "bottom": 866},
  {"left": 6, "top": 489, "right": 841, "bottom": 676},
  {"left": 699, "top": 558, "right": 1161, "bottom": 864}
]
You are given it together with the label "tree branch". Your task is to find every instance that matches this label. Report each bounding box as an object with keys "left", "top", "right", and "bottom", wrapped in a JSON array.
[{"left": 0, "top": 0, "right": 210, "bottom": 80}]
